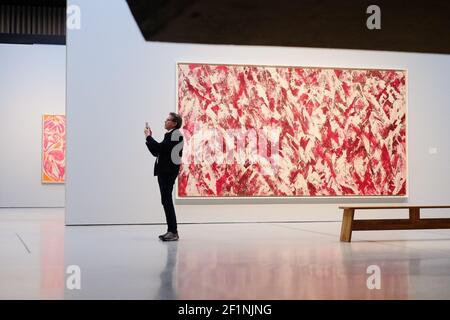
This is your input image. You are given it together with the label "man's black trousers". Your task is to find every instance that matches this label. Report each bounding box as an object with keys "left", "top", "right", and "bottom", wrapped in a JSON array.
[{"left": 157, "top": 173, "right": 178, "bottom": 233}]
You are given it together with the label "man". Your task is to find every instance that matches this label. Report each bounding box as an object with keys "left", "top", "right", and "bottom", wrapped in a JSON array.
[{"left": 144, "top": 112, "right": 183, "bottom": 241}]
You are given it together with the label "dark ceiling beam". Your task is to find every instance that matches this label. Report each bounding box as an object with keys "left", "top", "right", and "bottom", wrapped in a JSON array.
[{"left": 126, "top": 0, "right": 450, "bottom": 54}]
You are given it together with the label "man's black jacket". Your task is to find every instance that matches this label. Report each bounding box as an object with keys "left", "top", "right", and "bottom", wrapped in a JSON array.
[{"left": 146, "top": 129, "right": 183, "bottom": 176}]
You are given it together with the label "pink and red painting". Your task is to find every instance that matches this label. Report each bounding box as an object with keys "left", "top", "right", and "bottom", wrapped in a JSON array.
[
  {"left": 42, "top": 115, "right": 66, "bottom": 184},
  {"left": 177, "top": 63, "right": 407, "bottom": 197}
]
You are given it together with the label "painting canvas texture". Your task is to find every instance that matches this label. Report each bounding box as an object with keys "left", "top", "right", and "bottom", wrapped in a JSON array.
[
  {"left": 42, "top": 115, "right": 66, "bottom": 183},
  {"left": 177, "top": 63, "right": 407, "bottom": 197}
]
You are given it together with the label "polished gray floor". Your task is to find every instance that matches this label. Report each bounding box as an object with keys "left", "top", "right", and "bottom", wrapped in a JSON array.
[{"left": 1, "top": 208, "right": 450, "bottom": 299}]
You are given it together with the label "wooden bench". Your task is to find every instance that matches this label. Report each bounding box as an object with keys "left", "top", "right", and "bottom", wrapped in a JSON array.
[{"left": 339, "top": 205, "right": 450, "bottom": 242}]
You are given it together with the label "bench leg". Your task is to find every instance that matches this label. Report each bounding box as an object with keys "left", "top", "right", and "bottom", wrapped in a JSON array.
[
  {"left": 340, "top": 208, "right": 355, "bottom": 242},
  {"left": 409, "top": 207, "right": 420, "bottom": 223}
]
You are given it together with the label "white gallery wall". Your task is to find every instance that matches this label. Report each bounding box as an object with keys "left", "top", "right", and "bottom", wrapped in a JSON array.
[
  {"left": 0, "top": 44, "right": 65, "bottom": 208},
  {"left": 66, "top": 0, "right": 450, "bottom": 225}
]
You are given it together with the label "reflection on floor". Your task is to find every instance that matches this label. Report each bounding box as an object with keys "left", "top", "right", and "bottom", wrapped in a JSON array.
[{"left": 1, "top": 208, "right": 450, "bottom": 299}]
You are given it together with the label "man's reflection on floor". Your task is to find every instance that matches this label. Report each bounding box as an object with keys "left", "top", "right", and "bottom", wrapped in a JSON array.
[{"left": 155, "top": 242, "right": 178, "bottom": 299}]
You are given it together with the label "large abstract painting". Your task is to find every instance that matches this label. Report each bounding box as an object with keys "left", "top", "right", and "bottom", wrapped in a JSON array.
[
  {"left": 177, "top": 63, "right": 407, "bottom": 197},
  {"left": 42, "top": 115, "right": 66, "bottom": 184}
]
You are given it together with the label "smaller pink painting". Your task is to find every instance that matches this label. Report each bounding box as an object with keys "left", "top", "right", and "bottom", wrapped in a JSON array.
[{"left": 42, "top": 115, "right": 66, "bottom": 183}]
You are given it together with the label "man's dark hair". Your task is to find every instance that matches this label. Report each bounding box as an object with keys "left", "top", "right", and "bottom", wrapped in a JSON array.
[{"left": 169, "top": 112, "right": 183, "bottom": 129}]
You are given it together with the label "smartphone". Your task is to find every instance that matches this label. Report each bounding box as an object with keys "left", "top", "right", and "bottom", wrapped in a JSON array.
[{"left": 145, "top": 122, "right": 149, "bottom": 129}]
